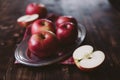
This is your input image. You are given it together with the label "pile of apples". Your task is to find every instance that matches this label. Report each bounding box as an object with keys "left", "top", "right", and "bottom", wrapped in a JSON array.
[
  {"left": 17, "top": 3, "right": 105, "bottom": 71},
  {"left": 17, "top": 3, "right": 78, "bottom": 58}
]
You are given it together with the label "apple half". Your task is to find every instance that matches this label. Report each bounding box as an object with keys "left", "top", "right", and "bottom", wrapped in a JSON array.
[
  {"left": 73, "top": 45, "right": 105, "bottom": 71},
  {"left": 17, "top": 14, "right": 39, "bottom": 27}
]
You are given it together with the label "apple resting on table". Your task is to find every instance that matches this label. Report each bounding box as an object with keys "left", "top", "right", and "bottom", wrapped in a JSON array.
[
  {"left": 73, "top": 45, "right": 105, "bottom": 71},
  {"left": 56, "top": 22, "right": 78, "bottom": 46},
  {"left": 26, "top": 3, "right": 47, "bottom": 18},
  {"left": 28, "top": 31, "right": 59, "bottom": 58},
  {"left": 31, "top": 19, "right": 56, "bottom": 34}
]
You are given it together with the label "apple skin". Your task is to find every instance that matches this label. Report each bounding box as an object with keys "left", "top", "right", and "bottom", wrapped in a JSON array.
[
  {"left": 31, "top": 19, "right": 56, "bottom": 34},
  {"left": 55, "top": 16, "right": 77, "bottom": 27},
  {"left": 28, "top": 31, "right": 59, "bottom": 58},
  {"left": 26, "top": 3, "right": 47, "bottom": 18},
  {"left": 17, "top": 14, "right": 39, "bottom": 28},
  {"left": 56, "top": 22, "right": 78, "bottom": 46}
]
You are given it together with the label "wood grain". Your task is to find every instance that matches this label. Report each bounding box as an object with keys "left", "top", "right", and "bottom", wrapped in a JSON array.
[{"left": 0, "top": 0, "right": 120, "bottom": 80}]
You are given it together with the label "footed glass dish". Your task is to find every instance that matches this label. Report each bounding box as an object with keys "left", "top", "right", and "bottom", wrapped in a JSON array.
[{"left": 15, "top": 23, "right": 86, "bottom": 67}]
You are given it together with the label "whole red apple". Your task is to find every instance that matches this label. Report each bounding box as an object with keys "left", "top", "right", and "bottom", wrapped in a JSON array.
[
  {"left": 26, "top": 3, "right": 47, "bottom": 18},
  {"left": 56, "top": 16, "right": 77, "bottom": 27},
  {"left": 46, "top": 13, "right": 59, "bottom": 23},
  {"left": 28, "top": 31, "right": 59, "bottom": 58},
  {"left": 31, "top": 19, "right": 56, "bottom": 34},
  {"left": 56, "top": 22, "right": 78, "bottom": 46}
]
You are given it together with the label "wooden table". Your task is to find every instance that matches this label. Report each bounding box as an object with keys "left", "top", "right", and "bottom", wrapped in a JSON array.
[{"left": 0, "top": 0, "right": 120, "bottom": 80}]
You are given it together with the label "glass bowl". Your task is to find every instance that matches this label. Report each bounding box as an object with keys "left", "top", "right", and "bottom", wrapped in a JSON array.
[{"left": 14, "top": 23, "right": 86, "bottom": 67}]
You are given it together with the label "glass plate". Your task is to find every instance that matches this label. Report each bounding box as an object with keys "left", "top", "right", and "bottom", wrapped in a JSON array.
[{"left": 14, "top": 23, "right": 86, "bottom": 67}]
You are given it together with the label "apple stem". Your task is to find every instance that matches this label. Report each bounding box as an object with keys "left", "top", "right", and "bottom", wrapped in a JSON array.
[
  {"left": 41, "top": 22, "right": 45, "bottom": 26},
  {"left": 39, "top": 34, "right": 45, "bottom": 39}
]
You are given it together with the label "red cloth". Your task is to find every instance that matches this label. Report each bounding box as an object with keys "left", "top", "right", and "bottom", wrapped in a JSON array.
[{"left": 60, "top": 57, "right": 74, "bottom": 64}]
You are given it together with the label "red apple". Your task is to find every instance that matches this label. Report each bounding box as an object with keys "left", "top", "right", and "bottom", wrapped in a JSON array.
[
  {"left": 46, "top": 13, "right": 59, "bottom": 23},
  {"left": 56, "top": 16, "right": 77, "bottom": 27},
  {"left": 56, "top": 22, "right": 78, "bottom": 46},
  {"left": 26, "top": 3, "right": 47, "bottom": 18},
  {"left": 31, "top": 19, "right": 56, "bottom": 34},
  {"left": 17, "top": 14, "right": 39, "bottom": 27},
  {"left": 73, "top": 45, "right": 105, "bottom": 71},
  {"left": 28, "top": 31, "right": 59, "bottom": 58}
]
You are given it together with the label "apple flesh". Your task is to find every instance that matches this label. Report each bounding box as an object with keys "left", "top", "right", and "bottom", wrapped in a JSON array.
[
  {"left": 26, "top": 3, "right": 47, "bottom": 18},
  {"left": 56, "top": 16, "right": 77, "bottom": 27},
  {"left": 17, "top": 14, "right": 39, "bottom": 27},
  {"left": 31, "top": 19, "right": 56, "bottom": 34},
  {"left": 73, "top": 45, "right": 105, "bottom": 71},
  {"left": 56, "top": 22, "right": 78, "bottom": 46},
  {"left": 28, "top": 31, "right": 59, "bottom": 58}
]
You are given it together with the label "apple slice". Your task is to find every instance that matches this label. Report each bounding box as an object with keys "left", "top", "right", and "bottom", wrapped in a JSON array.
[
  {"left": 73, "top": 45, "right": 105, "bottom": 71},
  {"left": 17, "top": 14, "right": 39, "bottom": 27}
]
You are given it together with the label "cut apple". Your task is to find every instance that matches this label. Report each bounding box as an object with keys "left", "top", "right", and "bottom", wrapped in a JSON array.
[
  {"left": 73, "top": 45, "right": 105, "bottom": 71},
  {"left": 17, "top": 14, "right": 39, "bottom": 27}
]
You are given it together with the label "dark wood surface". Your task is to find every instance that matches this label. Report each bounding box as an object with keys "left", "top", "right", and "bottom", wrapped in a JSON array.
[{"left": 0, "top": 0, "right": 120, "bottom": 80}]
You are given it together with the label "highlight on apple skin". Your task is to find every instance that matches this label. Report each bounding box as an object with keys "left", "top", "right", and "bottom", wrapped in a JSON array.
[
  {"left": 28, "top": 31, "right": 59, "bottom": 58},
  {"left": 73, "top": 45, "right": 105, "bottom": 71}
]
